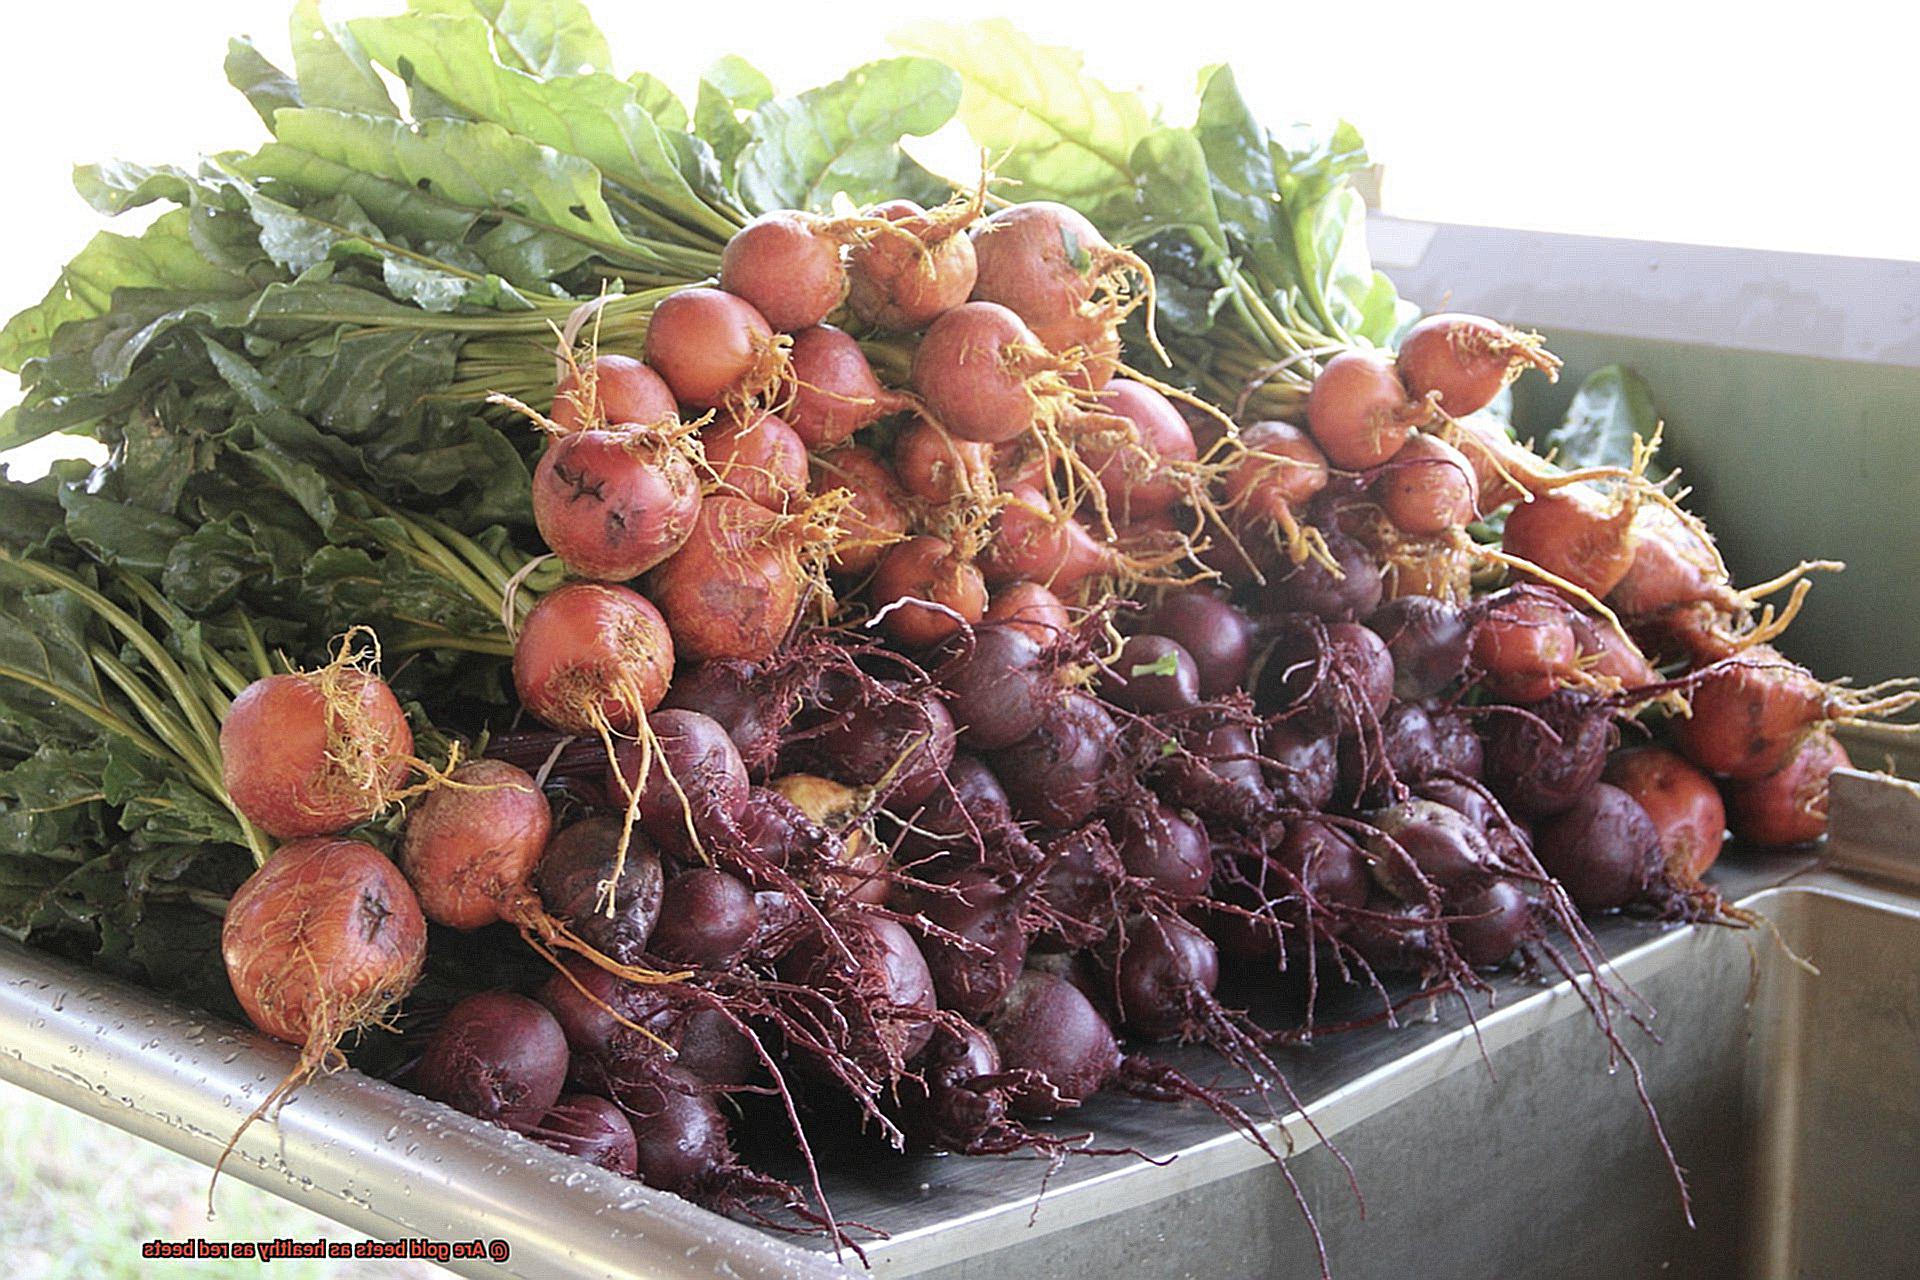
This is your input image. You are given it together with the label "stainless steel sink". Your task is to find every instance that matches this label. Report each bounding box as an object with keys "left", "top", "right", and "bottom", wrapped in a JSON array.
[
  {"left": 844, "top": 772, "right": 1920, "bottom": 1280},
  {"left": 3, "top": 771, "right": 1916, "bottom": 1280},
  {"left": 870, "top": 876, "right": 1920, "bottom": 1280}
]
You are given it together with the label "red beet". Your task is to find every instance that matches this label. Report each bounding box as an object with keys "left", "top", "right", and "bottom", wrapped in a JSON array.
[
  {"left": 1726, "top": 730, "right": 1849, "bottom": 847},
  {"left": 414, "top": 991, "right": 569, "bottom": 1126},
  {"left": 1304, "top": 350, "right": 1427, "bottom": 469},
  {"left": 846, "top": 199, "right": 979, "bottom": 332},
  {"left": 1396, "top": 313, "right": 1559, "bottom": 417},
  {"left": 783, "top": 324, "right": 911, "bottom": 449},
  {"left": 1145, "top": 589, "right": 1255, "bottom": 698},
  {"left": 532, "top": 426, "right": 701, "bottom": 580},
  {"left": 718, "top": 211, "right": 846, "bottom": 332},
  {"left": 911, "top": 302, "right": 1074, "bottom": 445},
  {"left": 644, "top": 287, "right": 786, "bottom": 411},
  {"left": 551, "top": 355, "right": 677, "bottom": 432}
]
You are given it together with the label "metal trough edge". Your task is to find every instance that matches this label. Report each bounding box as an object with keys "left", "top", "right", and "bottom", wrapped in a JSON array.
[{"left": 0, "top": 939, "right": 850, "bottom": 1280}]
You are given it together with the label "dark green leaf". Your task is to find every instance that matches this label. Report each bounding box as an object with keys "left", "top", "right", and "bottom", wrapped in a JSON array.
[
  {"left": 249, "top": 189, "right": 384, "bottom": 275},
  {"left": 1192, "top": 67, "right": 1287, "bottom": 269},
  {"left": 1274, "top": 118, "right": 1372, "bottom": 206},
  {"left": 161, "top": 524, "right": 258, "bottom": 616},
  {"left": 1293, "top": 185, "right": 1370, "bottom": 340},
  {"left": 73, "top": 161, "right": 227, "bottom": 217},
  {"left": 29, "top": 291, "right": 224, "bottom": 401},
  {"left": 124, "top": 895, "right": 241, "bottom": 1014},
  {"left": 1541, "top": 365, "right": 1662, "bottom": 471},
  {"left": 350, "top": 14, "right": 736, "bottom": 241},
  {"left": 0, "top": 472, "right": 71, "bottom": 552},
  {"left": 1127, "top": 128, "right": 1229, "bottom": 259},
  {"left": 102, "top": 739, "right": 245, "bottom": 846},
  {"left": 242, "top": 143, "right": 485, "bottom": 255},
  {"left": 162, "top": 516, "right": 293, "bottom": 615},
  {"left": 269, "top": 108, "right": 653, "bottom": 268},
  {"left": 0, "top": 210, "right": 253, "bottom": 375},
  {"left": 0, "top": 580, "right": 117, "bottom": 745},
  {"left": 239, "top": 186, "right": 530, "bottom": 312},
  {"left": 0, "top": 850, "right": 83, "bottom": 934},
  {"left": 469, "top": 216, "right": 601, "bottom": 286},
  {"left": 70, "top": 159, "right": 266, "bottom": 277},
  {"left": 1341, "top": 267, "right": 1415, "bottom": 347},
  {"left": 1187, "top": 67, "right": 1400, "bottom": 344},
  {"left": 236, "top": 390, "right": 534, "bottom": 527},
  {"left": 57, "top": 486, "right": 192, "bottom": 577},
  {"left": 0, "top": 744, "right": 109, "bottom": 872},
  {"left": 1140, "top": 235, "right": 1234, "bottom": 342},
  {"left": 299, "top": 542, "right": 504, "bottom": 642},
  {"left": 261, "top": 327, "right": 460, "bottom": 440}
]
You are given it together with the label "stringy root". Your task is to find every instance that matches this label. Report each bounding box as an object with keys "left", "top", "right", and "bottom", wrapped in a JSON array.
[
  {"left": 209, "top": 983, "right": 409, "bottom": 1208},
  {"left": 301, "top": 626, "right": 472, "bottom": 820}
]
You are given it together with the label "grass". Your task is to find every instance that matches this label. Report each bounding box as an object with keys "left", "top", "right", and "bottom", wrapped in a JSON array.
[{"left": 0, "top": 1079, "right": 442, "bottom": 1279}]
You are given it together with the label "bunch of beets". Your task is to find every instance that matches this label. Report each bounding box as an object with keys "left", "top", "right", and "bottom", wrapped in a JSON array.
[{"left": 212, "top": 194, "right": 1912, "bottom": 1263}]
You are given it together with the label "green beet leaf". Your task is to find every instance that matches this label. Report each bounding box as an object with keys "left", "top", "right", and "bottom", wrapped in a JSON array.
[
  {"left": 289, "top": 0, "right": 397, "bottom": 116},
  {"left": 695, "top": 55, "right": 775, "bottom": 186},
  {"left": 409, "top": 0, "right": 613, "bottom": 80},
  {"left": 1541, "top": 365, "right": 1663, "bottom": 473},
  {"left": 350, "top": 12, "right": 738, "bottom": 245},
  {"left": 736, "top": 57, "right": 961, "bottom": 215},
  {"left": 894, "top": 21, "right": 1151, "bottom": 219},
  {"left": 224, "top": 37, "right": 302, "bottom": 127}
]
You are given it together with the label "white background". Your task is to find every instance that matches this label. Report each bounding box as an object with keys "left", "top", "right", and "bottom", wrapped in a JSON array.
[{"left": 4, "top": 0, "right": 1914, "bottom": 477}]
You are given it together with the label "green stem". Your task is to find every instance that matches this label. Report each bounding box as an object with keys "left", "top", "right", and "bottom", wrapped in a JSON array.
[
  {"left": 388, "top": 631, "right": 516, "bottom": 658},
  {"left": 0, "top": 555, "right": 269, "bottom": 861},
  {"left": 1276, "top": 293, "right": 1344, "bottom": 351},
  {"left": 319, "top": 286, "right": 676, "bottom": 337},
  {"left": 0, "top": 552, "right": 226, "bottom": 758},
  {"left": 608, "top": 175, "right": 746, "bottom": 247},
  {"left": 1295, "top": 271, "right": 1349, "bottom": 348},
  {"left": 592, "top": 265, "right": 692, "bottom": 290},
  {"left": 88, "top": 648, "right": 222, "bottom": 793},
  {"left": 494, "top": 207, "right": 687, "bottom": 276},
  {"left": 1225, "top": 268, "right": 1305, "bottom": 357},
  {"left": 416, "top": 517, "right": 512, "bottom": 596},
  {"left": 356, "top": 496, "right": 515, "bottom": 622},
  {"left": 858, "top": 334, "right": 917, "bottom": 386},
  {"left": 149, "top": 883, "right": 232, "bottom": 917},
  {"left": 113, "top": 572, "right": 248, "bottom": 706},
  {"left": 604, "top": 188, "right": 733, "bottom": 260},
  {"left": 397, "top": 526, "right": 507, "bottom": 620},
  {"left": 93, "top": 648, "right": 271, "bottom": 867},
  {"left": 0, "top": 664, "right": 171, "bottom": 761},
  {"left": 236, "top": 612, "right": 274, "bottom": 680}
]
